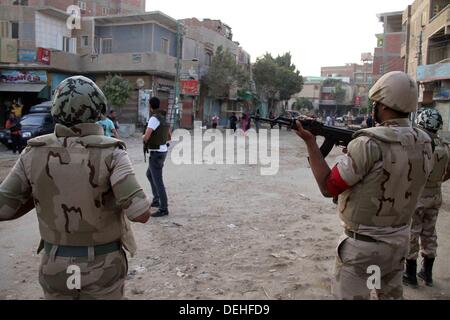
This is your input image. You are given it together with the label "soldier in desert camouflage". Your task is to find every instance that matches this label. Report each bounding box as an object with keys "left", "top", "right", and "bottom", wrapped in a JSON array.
[
  {"left": 403, "top": 108, "right": 450, "bottom": 288},
  {"left": 0, "top": 76, "right": 152, "bottom": 300},
  {"left": 295, "top": 71, "right": 433, "bottom": 299}
]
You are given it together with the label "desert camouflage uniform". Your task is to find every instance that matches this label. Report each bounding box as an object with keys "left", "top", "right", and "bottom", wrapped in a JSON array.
[
  {"left": 408, "top": 135, "right": 450, "bottom": 260},
  {"left": 0, "top": 76, "right": 151, "bottom": 300},
  {"left": 332, "top": 119, "right": 433, "bottom": 300}
]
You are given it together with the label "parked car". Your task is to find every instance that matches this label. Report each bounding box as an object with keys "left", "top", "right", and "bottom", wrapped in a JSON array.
[
  {"left": 0, "top": 128, "right": 12, "bottom": 149},
  {"left": 28, "top": 101, "right": 52, "bottom": 114},
  {"left": 20, "top": 113, "right": 56, "bottom": 144}
]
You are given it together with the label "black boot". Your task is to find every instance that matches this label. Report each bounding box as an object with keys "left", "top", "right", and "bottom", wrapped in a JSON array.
[
  {"left": 418, "top": 257, "right": 435, "bottom": 287},
  {"left": 403, "top": 259, "right": 418, "bottom": 288}
]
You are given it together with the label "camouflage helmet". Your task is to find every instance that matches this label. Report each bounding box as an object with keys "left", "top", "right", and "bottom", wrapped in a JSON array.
[
  {"left": 52, "top": 76, "right": 107, "bottom": 126},
  {"left": 369, "top": 71, "right": 418, "bottom": 113},
  {"left": 416, "top": 107, "right": 443, "bottom": 132}
]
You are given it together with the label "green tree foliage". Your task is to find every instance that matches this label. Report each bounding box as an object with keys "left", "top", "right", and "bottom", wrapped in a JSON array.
[
  {"left": 102, "top": 74, "right": 132, "bottom": 109},
  {"left": 203, "top": 46, "right": 250, "bottom": 99},
  {"left": 293, "top": 97, "right": 314, "bottom": 111},
  {"left": 253, "top": 52, "right": 303, "bottom": 110},
  {"left": 322, "top": 79, "right": 346, "bottom": 104}
]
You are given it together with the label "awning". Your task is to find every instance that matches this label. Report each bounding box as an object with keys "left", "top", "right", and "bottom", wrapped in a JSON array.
[{"left": 0, "top": 83, "right": 48, "bottom": 93}]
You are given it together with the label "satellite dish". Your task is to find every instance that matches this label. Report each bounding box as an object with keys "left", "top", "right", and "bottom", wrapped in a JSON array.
[{"left": 136, "top": 78, "right": 145, "bottom": 88}]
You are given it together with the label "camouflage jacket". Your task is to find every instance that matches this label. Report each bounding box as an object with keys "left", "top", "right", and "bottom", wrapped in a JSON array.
[{"left": 0, "top": 123, "right": 151, "bottom": 254}]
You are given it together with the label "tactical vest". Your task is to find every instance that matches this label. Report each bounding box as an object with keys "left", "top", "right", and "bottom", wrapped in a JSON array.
[
  {"left": 424, "top": 135, "right": 450, "bottom": 190},
  {"left": 27, "top": 130, "right": 137, "bottom": 253},
  {"left": 146, "top": 110, "right": 170, "bottom": 150},
  {"left": 339, "top": 126, "right": 433, "bottom": 230}
]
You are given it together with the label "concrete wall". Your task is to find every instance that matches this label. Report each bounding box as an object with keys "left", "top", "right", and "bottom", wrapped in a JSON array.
[
  {"left": 82, "top": 51, "right": 176, "bottom": 75},
  {"left": 95, "top": 24, "right": 153, "bottom": 53},
  {"left": 95, "top": 23, "right": 176, "bottom": 56},
  {"left": 152, "top": 24, "right": 176, "bottom": 57},
  {"left": 35, "top": 11, "right": 72, "bottom": 51}
]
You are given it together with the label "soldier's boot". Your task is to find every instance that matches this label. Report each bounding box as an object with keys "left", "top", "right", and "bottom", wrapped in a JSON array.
[
  {"left": 403, "top": 259, "right": 418, "bottom": 288},
  {"left": 418, "top": 257, "right": 435, "bottom": 287}
]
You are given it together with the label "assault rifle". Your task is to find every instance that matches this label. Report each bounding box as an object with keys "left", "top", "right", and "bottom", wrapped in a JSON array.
[{"left": 251, "top": 116, "right": 356, "bottom": 157}]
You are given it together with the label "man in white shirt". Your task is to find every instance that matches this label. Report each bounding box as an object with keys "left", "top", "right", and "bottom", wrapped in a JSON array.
[{"left": 142, "top": 97, "right": 170, "bottom": 217}]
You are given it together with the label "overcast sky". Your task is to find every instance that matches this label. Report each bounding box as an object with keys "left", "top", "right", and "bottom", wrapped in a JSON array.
[{"left": 146, "top": 0, "right": 413, "bottom": 76}]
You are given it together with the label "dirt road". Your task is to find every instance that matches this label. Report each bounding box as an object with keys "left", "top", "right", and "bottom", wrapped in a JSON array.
[{"left": 0, "top": 129, "right": 449, "bottom": 300}]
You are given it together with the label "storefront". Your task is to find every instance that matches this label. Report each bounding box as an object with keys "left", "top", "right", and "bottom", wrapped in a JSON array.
[{"left": 0, "top": 69, "right": 50, "bottom": 127}]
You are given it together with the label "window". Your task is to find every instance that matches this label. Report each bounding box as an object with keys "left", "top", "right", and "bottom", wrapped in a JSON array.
[
  {"left": 102, "top": 7, "right": 109, "bottom": 15},
  {"left": 11, "top": 22, "right": 18, "bottom": 39},
  {"left": 78, "top": 1, "right": 86, "bottom": 11},
  {"left": 101, "top": 38, "right": 112, "bottom": 54},
  {"left": 81, "top": 35, "right": 89, "bottom": 47},
  {"left": 379, "top": 64, "right": 385, "bottom": 74},
  {"left": 12, "top": 0, "right": 28, "bottom": 5},
  {"left": 160, "top": 37, "right": 169, "bottom": 54},
  {"left": 205, "top": 51, "right": 212, "bottom": 66},
  {"left": 0, "top": 21, "right": 18, "bottom": 39},
  {"left": 63, "top": 36, "right": 71, "bottom": 52}
]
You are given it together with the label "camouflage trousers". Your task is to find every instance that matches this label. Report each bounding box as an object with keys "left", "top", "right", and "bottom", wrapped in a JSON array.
[
  {"left": 407, "top": 191, "right": 441, "bottom": 260},
  {"left": 332, "top": 234, "right": 407, "bottom": 300},
  {"left": 39, "top": 249, "right": 128, "bottom": 300}
]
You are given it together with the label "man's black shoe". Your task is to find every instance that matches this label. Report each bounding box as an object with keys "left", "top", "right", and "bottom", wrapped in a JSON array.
[
  {"left": 151, "top": 202, "right": 160, "bottom": 208},
  {"left": 151, "top": 210, "right": 169, "bottom": 218}
]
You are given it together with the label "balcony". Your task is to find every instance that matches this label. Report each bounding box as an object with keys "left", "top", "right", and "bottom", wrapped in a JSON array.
[
  {"left": 82, "top": 52, "right": 177, "bottom": 76},
  {"left": 426, "top": 4, "right": 450, "bottom": 38},
  {"left": 51, "top": 51, "right": 82, "bottom": 72},
  {"left": 417, "top": 62, "right": 450, "bottom": 82}
]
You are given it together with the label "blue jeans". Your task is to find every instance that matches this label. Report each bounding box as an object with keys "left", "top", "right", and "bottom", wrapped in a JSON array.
[{"left": 146, "top": 151, "right": 168, "bottom": 211}]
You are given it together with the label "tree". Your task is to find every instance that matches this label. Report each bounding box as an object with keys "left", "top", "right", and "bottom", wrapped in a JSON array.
[
  {"left": 102, "top": 74, "right": 132, "bottom": 111},
  {"left": 253, "top": 52, "right": 303, "bottom": 112},
  {"left": 322, "top": 78, "right": 346, "bottom": 104},
  {"left": 293, "top": 97, "right": 314, "bottom": 111},
  {"left": 203, "top": 46, "right": 250, "bottom": 99}
]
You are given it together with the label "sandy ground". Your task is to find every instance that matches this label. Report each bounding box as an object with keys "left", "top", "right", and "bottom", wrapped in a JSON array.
[{"left": 0, "top": 128, "right": 449, "bottom": 300}]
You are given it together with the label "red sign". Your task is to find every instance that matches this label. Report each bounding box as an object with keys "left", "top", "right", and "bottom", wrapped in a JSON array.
[
  {"left": 180, "top": 80, "right": 199, "bottom": 96},
  {"left": 37, "top": 47, "right": 51, "bottom": 65},
  {"left": 355, "top": 96, "right": 361, "bottom": 107}
]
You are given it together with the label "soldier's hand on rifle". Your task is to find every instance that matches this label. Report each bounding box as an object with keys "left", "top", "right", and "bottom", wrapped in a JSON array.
[{"left": 294, "top": 120, "right": 315, "bottom": 143}]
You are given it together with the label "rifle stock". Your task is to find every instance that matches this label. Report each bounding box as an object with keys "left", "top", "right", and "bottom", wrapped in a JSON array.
[{"left": 251, "top": 116, "right": 356, "bottom": 158}]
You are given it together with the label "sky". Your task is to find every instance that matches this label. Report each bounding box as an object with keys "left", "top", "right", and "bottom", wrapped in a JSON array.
[{"left": 146, "top": 0, "right": 413, "bottom": 76}]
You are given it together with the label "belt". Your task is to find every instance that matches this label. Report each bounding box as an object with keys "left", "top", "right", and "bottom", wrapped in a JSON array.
[
  {"left": 44, "top": 241, "right": 121, "bottom": 257},
  {"left": 345, "top": 230, "right": 379, "bottom": 243}
]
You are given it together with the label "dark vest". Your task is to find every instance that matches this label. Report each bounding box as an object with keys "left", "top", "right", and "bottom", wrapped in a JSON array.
[{"left": 147, "top": 110, "right": 170, "bottom": 150}]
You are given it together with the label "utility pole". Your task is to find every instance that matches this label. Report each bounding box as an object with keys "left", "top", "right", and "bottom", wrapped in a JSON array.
[{"left": 173, "top": 20, "right": 182, "bottom": 130}]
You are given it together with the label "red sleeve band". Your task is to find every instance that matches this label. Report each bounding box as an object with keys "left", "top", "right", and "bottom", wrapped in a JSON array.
[{"left": 326, "top": 166, "right": 350, "bottom": 198}]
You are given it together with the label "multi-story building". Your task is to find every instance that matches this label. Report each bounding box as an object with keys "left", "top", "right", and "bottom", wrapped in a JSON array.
[
  {"left": 321, "top": 60, "right": 373, "bottom": 111},
  {"left": 0, "top": 0, "right": 145, "bottom": 16},
  {"left": 402, "top": 0, "right": 450, "bottom": 131},
  {"left": 0, "top": 3, "right": 179, "bottom": 128},
  {"left": 373, "top": 11, "right": 405, "bottom": 79},
  {"left": 181, "top": 18, "right": 251, "bottom": 126}
]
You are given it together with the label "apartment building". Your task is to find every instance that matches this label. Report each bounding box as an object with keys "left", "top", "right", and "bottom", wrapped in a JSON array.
[
  {"left": 321, "top": 61, "right": 373, "bottom": 110},
  {"left": 373, "top": 11, "right": 405, "bottom": 79},
  {"left": 0, "top": 0, "right": 146, "bottom": 16},
  {"left": 402, "top": 0, "right": 450, "bottom": 131},
  {"left": 0, "top": 3, "right": 179, "bottom": 127},
  {"left": 181, "top": 18, "right": 252, "bottom": 126}
]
